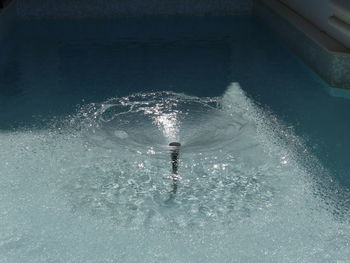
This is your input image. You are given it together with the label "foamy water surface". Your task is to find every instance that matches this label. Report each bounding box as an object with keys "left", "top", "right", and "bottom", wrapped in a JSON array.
[{"left": 1, "top": 83, "right": 350, "bottom": 262}]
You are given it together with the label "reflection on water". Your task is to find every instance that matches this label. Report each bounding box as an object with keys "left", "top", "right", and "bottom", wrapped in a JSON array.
[
  {"left": 1, "top": 16, "right": 350, "bottom": 262},
  {"left": 1, "top": 17, "right": 350, "bottom": 189},
  {"left": 1, "top": 83, "right": 350, "bottom": 262},
  {"left": 66, "top": 85, "right": 275, "bottom": 228}
]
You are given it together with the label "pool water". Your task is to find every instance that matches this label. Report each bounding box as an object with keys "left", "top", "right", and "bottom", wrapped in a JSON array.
[{"left": 1, "top": 16, "right": 350, "bottom": 262}]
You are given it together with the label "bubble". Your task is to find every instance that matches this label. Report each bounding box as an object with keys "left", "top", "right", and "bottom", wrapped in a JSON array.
[
  {"left": 114, "top": 130, "right": 129, "bottom": 139},
  {"left": 1, "top": 84, "right": 350, "bottom": 262}
]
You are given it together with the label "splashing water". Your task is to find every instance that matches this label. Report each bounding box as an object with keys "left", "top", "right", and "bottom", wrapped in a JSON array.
[{"left": 1, "top": 83, "right": 350, "bottom": 262}]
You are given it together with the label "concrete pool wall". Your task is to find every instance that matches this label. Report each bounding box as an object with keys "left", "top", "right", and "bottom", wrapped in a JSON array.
[
  {"left": 254, "top": 0, "right": 350, "bottom": 90},
  {"left": 281, "top": 0, "right": 350, "bottom": 49}
]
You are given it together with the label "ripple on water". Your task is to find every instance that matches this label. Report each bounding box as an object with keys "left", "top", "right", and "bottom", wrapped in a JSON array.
[
  {"left": 57, "top": 84, "right": 337, "bottom": 231},
  {"left": 1, "top": 83, "right": 350, "bottom": 262}
]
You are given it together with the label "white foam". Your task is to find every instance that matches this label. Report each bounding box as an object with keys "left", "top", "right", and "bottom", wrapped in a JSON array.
[
  {"left": 1, "top": 83, "right": 350, "bottom": 262},
  {"left": 114, "top": 130, "right": 129, "bottom": 139}
]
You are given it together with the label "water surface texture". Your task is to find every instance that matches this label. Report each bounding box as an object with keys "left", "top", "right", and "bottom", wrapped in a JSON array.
[{"left": 1, "top": 17, "right": 350, "bottom": 262}]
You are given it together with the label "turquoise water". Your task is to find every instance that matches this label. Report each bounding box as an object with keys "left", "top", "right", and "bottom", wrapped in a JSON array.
[{"left": 1, "top": 16, "right": 350, "bottom": 262}]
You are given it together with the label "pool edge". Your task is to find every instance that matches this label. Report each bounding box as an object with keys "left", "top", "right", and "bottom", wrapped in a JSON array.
[{"left": 253, "top": 0, "right": 350, "bottom": 91}]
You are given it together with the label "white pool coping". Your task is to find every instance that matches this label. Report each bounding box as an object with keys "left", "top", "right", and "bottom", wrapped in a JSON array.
[{"left": 261, "top": 0, "right": 350, "bottom": 54}]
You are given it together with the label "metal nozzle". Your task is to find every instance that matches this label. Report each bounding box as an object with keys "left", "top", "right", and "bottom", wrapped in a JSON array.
[
  {"left": 169, "top": 142, "right": 181, "bottom": 147},
  {"left": 169, "top": 142, "right": 181, "bottom": 176},
  {"left": 169, "top": 142, "right": 181, "bottom": 194}
]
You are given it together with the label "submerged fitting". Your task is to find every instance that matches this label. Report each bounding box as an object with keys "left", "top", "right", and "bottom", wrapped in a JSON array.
[
  {"left": 169, "top": 142, "right": 181, "bottom": 147},
  {"left": 169, "top": 142, "right": 181, "bottom": 176}
]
